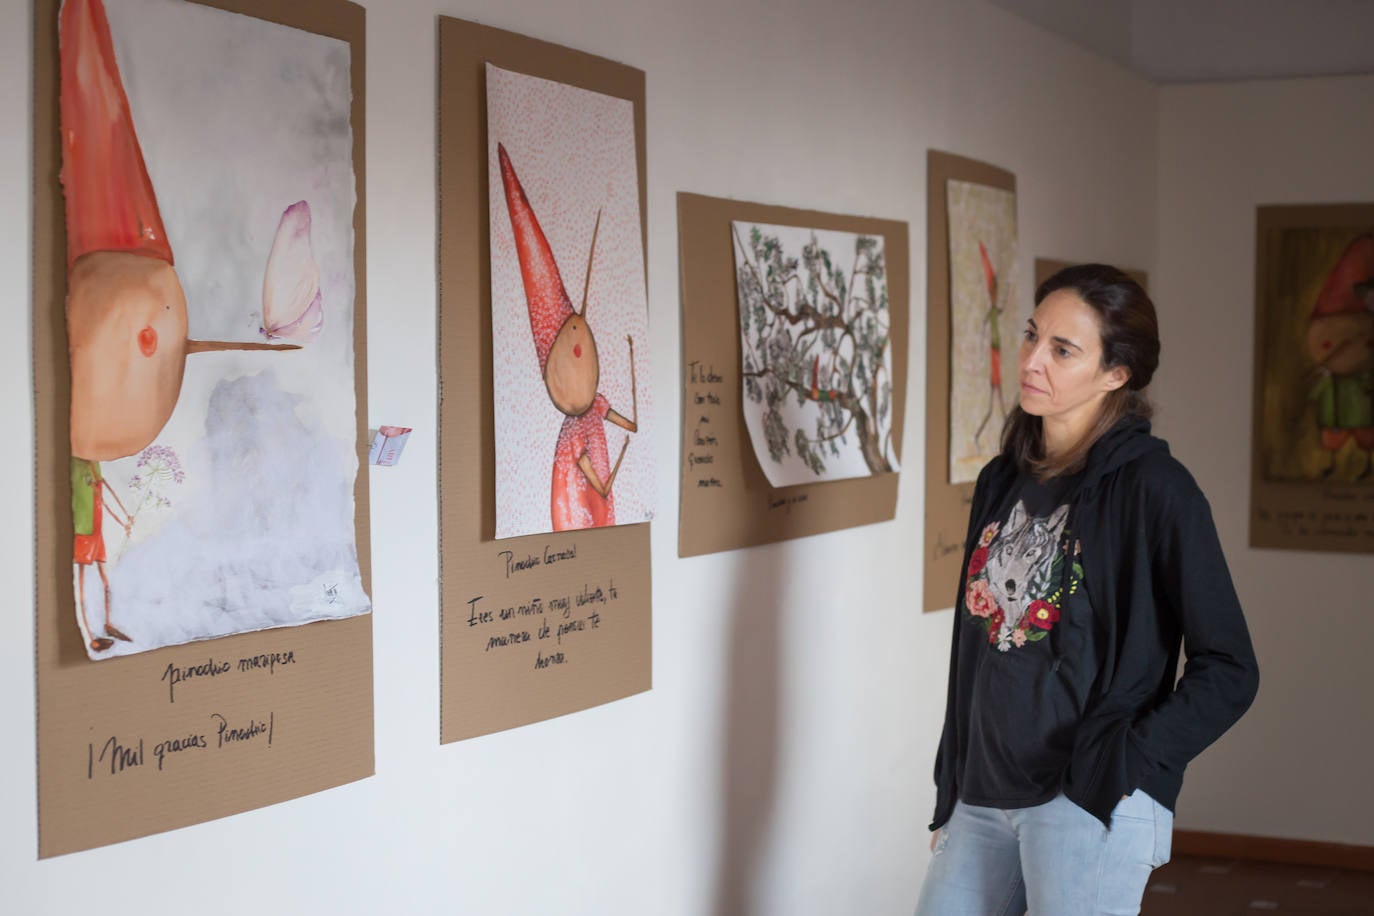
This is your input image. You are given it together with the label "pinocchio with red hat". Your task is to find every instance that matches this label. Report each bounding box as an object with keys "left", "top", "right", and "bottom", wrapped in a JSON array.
[{"left": 1306, "top": 234, "right": 1374, "bottom": 463}]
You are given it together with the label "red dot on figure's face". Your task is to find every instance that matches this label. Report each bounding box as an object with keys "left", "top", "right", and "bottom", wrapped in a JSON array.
[
  {"left": 573, "top": 343, "right": 582, "bottom": 358},
  {"left": 138, "top": 325, "right": 158, "bottom": 357}
]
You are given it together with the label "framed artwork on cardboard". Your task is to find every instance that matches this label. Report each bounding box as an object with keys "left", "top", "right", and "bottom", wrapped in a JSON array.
[
  {"left": 34, "top": 0, "right": 373, "bottom": 856},
  {"left": 923, "top": 150, "right": 1015, "bottom": 611},
  {"left": 1251, "top": 204, "right": 1374, "bottom": 553},
  {"left": 677, "top": 194, "right": 909, "bottom": 557},
  {"left": 438, "top": 17, "right": 652, "bottom": 743}
]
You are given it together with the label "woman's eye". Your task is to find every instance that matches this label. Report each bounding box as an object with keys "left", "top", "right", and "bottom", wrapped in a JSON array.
[
  {"left": 1023, "top": 329, "right": 1036, "bottom": 342},
  {"left": 1056, "top": 347, "right": 1071, "bottom": 358}
]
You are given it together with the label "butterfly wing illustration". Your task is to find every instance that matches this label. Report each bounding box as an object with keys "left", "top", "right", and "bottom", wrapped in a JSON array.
[{"left": 261, "top": 200, "right": 323, "bottom": 342}]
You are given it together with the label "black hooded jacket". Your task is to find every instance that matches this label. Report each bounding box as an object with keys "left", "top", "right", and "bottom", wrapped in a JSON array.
[{"left": 931, "top": 416, "right": 1260, "bottom": 830}]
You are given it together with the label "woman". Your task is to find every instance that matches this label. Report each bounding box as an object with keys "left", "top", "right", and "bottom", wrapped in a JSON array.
[{"left": 916, "top": 265, "right": 1259, "bottom": 915}]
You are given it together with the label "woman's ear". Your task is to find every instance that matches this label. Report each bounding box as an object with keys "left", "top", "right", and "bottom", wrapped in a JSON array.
[{"left": 1103, "top": 364, "right": 1130, "bottom": 392}]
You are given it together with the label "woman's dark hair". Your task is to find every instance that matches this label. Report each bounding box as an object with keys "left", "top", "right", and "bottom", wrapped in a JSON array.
[{"left": 1002, "top": 263, "right": 1160, "bottom": 478}]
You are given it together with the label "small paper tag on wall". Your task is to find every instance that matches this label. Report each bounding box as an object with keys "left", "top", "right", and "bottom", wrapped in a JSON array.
[{"left": 369, "top": 426, "right": 412, "bottom": 466}]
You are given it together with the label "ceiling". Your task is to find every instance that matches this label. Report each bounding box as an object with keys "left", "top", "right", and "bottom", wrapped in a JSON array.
[{"left": 988, "top": 0, "right": 1374, "bottom": 84}]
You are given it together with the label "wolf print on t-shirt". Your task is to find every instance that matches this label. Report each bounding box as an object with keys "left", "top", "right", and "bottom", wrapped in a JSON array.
[{"left": 964, "top": 500, "right": 1083, "bottom": 652}]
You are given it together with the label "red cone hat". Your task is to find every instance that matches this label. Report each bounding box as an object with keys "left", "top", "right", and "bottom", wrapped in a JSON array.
[
  {"left": 977, "top": 240, "right": 998, "bottom": 303},
  {"left": 59, "top": 0, "right": 173, "bottom": 270},
  {"left": 497, "top": 143, "right": 575, "bottom": 371},
  {"left": 1312, "top": 234, "right": 1374, "bottom": 317}
]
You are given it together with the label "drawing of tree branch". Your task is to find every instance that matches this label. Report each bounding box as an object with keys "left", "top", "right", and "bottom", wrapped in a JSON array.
[{"left": 735, "top": 224, "right": 895, "bottom": 476}]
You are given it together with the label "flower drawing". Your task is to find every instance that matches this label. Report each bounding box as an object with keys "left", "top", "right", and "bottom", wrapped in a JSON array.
[
  {"left": 117, "top": 444, "right": 185, "bottom": 562},
  {"left": 987, "top": 608, "right": 1005, "bottom": 645},
  {"left": 963, "top": 507, "right": 1083, "bottom": 652},
  {"left": 965, "top": 578, "right": 998, "bottom": 618},
  {"left": 1026, "top": 599, "right": 1060, "bottom": 630}
]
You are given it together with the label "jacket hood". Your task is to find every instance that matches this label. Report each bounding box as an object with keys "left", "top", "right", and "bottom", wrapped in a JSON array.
[{"left": 1080, "top": 414, "right": 1167, "bottom": 496}]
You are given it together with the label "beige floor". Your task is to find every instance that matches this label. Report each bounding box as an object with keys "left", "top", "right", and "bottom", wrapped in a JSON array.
[{"left": 1141, "top": 854, "right": 1374, "bottom": 914}]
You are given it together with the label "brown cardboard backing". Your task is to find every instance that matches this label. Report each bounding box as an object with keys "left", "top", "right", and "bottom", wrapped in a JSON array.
[
  {"left": 437, "top": 18, "right": 651, "bottom": 743},
  {"left": 33, "top": 0, "right": 372, "bottom": 858},
  {"left": 1251, "top": 204, "right": 1374, "bottom": 553},
  {"left": 923, "top": 151, "right": 1015, "bottom": 611},
  {"left": 675, "top": 194, "right": 909, "bottom": 557}
]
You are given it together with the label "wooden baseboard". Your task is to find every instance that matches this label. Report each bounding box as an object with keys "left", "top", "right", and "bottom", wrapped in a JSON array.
[{"left": 1173, "top": 829, "right": 1374, "bottom": 872}]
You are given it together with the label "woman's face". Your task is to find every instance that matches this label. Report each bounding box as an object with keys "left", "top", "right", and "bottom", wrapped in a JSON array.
[{"left": 1018, "top": 289, "right": 1128, "bottom": 429}]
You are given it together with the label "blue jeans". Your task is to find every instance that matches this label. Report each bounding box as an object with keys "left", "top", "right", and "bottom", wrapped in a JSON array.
[{"left": 915, "top": 790, "right": 1173, "bottom": 916}]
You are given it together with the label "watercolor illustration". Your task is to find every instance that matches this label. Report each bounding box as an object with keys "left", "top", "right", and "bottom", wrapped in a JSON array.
[
  {"left": 732, "top": 222, "right": 899, "bottom": 487},
  {"left": 58, "top": 0, "right": 368, "bottom": 658},
  {"left": 1259, "top": 228, "right": 1374, "bottom": 483},
  {"left": 947, "top": 179, "right": 1018, "bottom": 484},
  {"left": 486, "top": 64, "right": 653, "bottom": 539}
]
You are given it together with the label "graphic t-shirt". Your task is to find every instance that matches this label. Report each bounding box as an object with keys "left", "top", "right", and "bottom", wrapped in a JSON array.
[{"left": 956, "top": 469, "right": 1101, "bottom": 808}]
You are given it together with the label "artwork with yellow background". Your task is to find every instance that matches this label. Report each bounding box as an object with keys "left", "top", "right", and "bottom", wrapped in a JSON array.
[{"left": 1259, "top": 228, "right": 1374, "bottom": 483}]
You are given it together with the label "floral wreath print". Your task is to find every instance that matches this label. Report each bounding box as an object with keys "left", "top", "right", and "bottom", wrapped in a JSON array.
[{"left": 964, "top": 517, "right": 1084, "bottom": 652}]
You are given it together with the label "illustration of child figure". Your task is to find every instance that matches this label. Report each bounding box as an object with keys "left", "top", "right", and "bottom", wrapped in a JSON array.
[
  {"left": 496, "top": 143, "right": 639, "bottom": 531},
  {"left": 973, "top": 241, "right": 1008, "bottom": 449},
  {"left": 59, "top": 0, "right": 304, "bottom": 657},
  {"left": 1306, "top": 235, "right": 1374, "bottom": 475},
  {"left": 71, "top": 458, "right": 133, "bottom": 651}
]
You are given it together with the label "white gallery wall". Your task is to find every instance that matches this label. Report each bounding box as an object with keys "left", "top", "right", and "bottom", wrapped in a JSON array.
[
  {"left": 1154, "top": 73, "right": 1374, "bottom": 846},
  {"left": 0, "top": 0, "right": 1356, "bottom": 913}
]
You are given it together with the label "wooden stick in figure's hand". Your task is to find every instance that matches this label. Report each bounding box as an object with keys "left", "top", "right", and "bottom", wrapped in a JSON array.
[{"left": 624, "top": 335, "right": 638, "bottom": 428}]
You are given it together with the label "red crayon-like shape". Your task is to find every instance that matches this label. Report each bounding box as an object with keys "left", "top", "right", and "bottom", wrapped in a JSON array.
[
  {"left": 977, "top": 240, "right": 997, "bottom": 304},
  {"left": 497, "top": 142, "right": 576, "bottom": 371},
  {"left": 59, "top": 0, "right": 173, "bottom": 270},
  {"left": 1313, "top": 235, "right": 1374, "bottom": 318}
]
